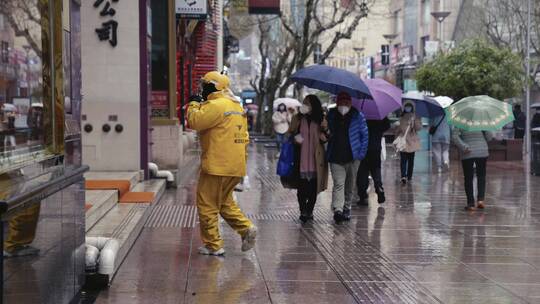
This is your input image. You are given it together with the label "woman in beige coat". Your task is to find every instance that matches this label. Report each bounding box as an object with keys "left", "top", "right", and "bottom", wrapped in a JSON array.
[
  {"left": 286, "top": 95, "right": 329, "bottom": 223},
  {"left": 395, "top": 101, "right": 422, "bottom": 184}
]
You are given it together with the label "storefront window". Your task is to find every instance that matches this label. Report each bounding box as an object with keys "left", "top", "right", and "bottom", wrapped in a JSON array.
[
  {"left": 150, "top": 0, "right": 170, "bottom": 118},
  {"left": 0, "top": 1, "right": 55, "bottom": 173}
]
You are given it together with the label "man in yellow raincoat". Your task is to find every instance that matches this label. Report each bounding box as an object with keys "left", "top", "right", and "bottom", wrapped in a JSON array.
[{"left": 187, "top": 71, "right": 257, "bottom": 256}]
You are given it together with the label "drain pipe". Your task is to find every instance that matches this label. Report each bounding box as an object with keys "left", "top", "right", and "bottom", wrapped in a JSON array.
[
  {"left": 86, "top": 237, "right": 120, "bottom": 275},
  {"left": 148, "top": 162, "right": 175, "bottom": 188}
]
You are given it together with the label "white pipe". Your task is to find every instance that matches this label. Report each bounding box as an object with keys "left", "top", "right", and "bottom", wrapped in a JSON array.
[
  {"left": 86, "top": 237, "right": 120, "bottom": 275},
  {"left": 148, "top": 162, "right": 159, "bottom": 175},
  {"left": 149, "top": 162, "right": 174, "bottom": 182},
  {"left": 85, "top": 244, "right": 100, "bottom": 271},
  {"left": 98, "top": 238, "right": 120, "bottom": 275},
  {"left": 86, "top": 236, "right": 111, "bottom": 249},
  {"left": 156, "top": 170, "right": 174, "bottom": 182}
]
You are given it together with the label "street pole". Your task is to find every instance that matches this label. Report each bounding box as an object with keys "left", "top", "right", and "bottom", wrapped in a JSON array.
[{"left": 525, "top": 0, "right": 532, "bottom": 160}]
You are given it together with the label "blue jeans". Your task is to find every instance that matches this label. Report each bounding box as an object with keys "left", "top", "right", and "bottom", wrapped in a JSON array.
[{"left": 276, "top": 133, "right": 286, "bottom": 150}]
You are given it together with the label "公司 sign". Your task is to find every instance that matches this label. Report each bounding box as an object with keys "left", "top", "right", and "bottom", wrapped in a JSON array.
[{"left": 176, "top": 0, "right": 207, "bottom": 19}]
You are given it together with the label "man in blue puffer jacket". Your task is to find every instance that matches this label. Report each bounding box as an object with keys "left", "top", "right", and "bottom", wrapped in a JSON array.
[{"left": 326, "top": 92, "right": 369, "bottom": 224}]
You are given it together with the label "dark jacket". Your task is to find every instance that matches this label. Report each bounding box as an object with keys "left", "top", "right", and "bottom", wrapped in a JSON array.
[
  {"left": 367, "top": 118, "right": 391, "bottom": 151},
  {"left": 326, "top": 108, "right": 369, "bottom": 161}
]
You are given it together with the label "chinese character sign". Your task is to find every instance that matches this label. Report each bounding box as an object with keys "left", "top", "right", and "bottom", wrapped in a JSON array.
[{"left": 94, "top": 0, "right": 119, "bottom": 47}]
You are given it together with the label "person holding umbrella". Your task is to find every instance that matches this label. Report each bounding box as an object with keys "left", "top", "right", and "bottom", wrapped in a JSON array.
[
  {"left": 287, "top": 95, "right": 329, "bottom": 223},
  {"left": 352, "top": 78, "right": 402, "bottom": 205},
  {"left": 326, "top": 92, "right": 368, "bottom": 223},
  {"left": 447, "top": 95, "right": 514, "bottom": 211},
  {"left": 394, "top": 101, "right": 423, "bottom": 184}
]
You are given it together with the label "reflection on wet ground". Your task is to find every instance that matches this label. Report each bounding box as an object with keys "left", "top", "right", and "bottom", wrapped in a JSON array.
[{"left": 96, "top": 145, "right": 540, "bottom": 304}]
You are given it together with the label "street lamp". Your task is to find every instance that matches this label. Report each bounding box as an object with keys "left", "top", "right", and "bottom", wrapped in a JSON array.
[
  {"left": 431, "top": 11, "right": 451, "bottom": 49},
  {"left": 525, "top": 0, "right": 532, "bottom": 161}
]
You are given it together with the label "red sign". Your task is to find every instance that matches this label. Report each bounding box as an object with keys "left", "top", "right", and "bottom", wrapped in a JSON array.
[
  {"left": 151, "top": 91, "right": 169, "bottom": 110},
  {"left": 248, "top": 0, "right": 280, "bottom": 15}
]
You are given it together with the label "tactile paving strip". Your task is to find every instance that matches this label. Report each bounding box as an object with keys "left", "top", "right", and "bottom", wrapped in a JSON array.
[
  {"left": 145, "top": 205, "right": 198, "bottom": 228},
  {"left": 302, "top": 224, "right": 443, "bottom": 304}
]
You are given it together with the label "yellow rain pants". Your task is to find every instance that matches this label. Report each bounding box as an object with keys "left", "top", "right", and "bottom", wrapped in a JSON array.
[{"left": 197, "top": 172, "right": 253, "bottom": 251}]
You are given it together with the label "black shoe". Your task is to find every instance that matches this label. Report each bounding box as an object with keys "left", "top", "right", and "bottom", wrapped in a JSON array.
[
  {"left": 377, "top": 191, "right": 386, "bottom": 204},
  {"left": 299, "top": 215, "right": 309, "bottom": 224},
  {"left": 400, "top": 178, "right": 407, "bottom": 185},
  {"left": 342, "top": 208, "right": 351, "bottom": 221},
  {"left": 356, "top": 195, "right": 369, "bottom": 206},
  {"left": 307, "top": 214, "right": 314, "bottom": 221},
  {"left": 333, "top": 211, "right": 344, "bottom": 224}
]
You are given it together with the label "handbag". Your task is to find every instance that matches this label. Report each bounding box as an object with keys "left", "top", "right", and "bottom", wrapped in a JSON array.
[
  {"left": 429, "top": 114, "right": 446, "bottom": 135},
  {"left": 393, "top": 124, "right": 410, "bottom": 152}
]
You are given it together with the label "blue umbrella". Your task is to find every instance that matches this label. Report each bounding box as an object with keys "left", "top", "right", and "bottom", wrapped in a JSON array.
[
  {"left": 290, "top": 65, "right": 372, "bottom": 99},
  {"left": 402, "top": 91, "right": 444, "bottom": 118}
]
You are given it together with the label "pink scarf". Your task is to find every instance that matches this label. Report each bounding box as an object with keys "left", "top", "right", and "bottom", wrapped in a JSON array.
[{"left": 299, "top": 118, "right": 318, "bottom": 179}]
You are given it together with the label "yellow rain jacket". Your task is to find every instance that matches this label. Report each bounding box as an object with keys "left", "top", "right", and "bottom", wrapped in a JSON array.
[{"left": 187, "top": 91, "right": 249, "bottom": 177}]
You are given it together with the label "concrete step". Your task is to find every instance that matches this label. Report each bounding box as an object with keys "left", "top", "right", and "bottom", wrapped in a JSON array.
[
  {"left": 84, "top": 171, "right": 142, "bottom": 191},
  {"left": 85, "top": 190, "right": 118, "bottom": 232},
  {"left": 85, "top": 179, "right": 166, "bottom": 281}
]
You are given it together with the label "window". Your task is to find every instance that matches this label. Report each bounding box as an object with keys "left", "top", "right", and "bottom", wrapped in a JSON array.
[
  {"left": 422, "top": 0, "right": 431, "bottom": 30},
  {"left": 0, "top": 1, "right": 54, "bottom": 173},
  {"left": 394, "top": 10, "right": 402, "bottom": 35},
  {"left": 1, "top": 41, "right": 8, "bottom": 63}
]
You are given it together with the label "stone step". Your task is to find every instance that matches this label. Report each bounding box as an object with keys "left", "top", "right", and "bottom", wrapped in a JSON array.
[
  {"left": 85, "top": 190, "right": 118, "bottom": 232},
  {"left": 85, "top": 179, "right": 166, "bottom": 282},
  {"left": 84, "top": 171, "right": 142, "bottom": 191}
]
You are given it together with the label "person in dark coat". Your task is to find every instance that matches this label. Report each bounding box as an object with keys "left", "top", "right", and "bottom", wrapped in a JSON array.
[
  {"left": 326, "top": 92, "right": 369, "bottom": 223},
  {"left": 357, "top": 117, "right": 391, "bottom": 205},
  {"left": 513, "top": 105, "right": 526, "bottom": 139}
]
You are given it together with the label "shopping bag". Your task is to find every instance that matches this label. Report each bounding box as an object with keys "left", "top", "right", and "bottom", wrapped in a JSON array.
[
  {"left": 381, "top": 137, "right": 386, "bottom": 161},
  {"left": 277, "top": 139, "right": 295, "bottom": 177},
  {"left": 392, "top": 124, "right": 410, "bottom": 152}
]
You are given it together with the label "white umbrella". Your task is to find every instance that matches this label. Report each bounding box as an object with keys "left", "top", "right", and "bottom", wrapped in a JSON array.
[
  {"left": 273, "top": 98, "right": 301, "bottom": 110},
  {"left": 1, "top": 103, "right": 16, "bottom": 112},
  {"left": 434, "top": 96, "right": 453, "bottom": 108},
  {"left": 402, "top": 91, "right": 436, "bottom": 102}
]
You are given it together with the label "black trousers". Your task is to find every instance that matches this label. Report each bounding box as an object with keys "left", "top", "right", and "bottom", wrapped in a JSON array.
[
  {"left": 400, "top": 152, "right": 415, "bottom": 179},
  {"left": 297, "top": 178, "right": 318, "bottom": 216},
  {"left": 515, "top": 129, "right": 525, "bottom": 139},
  {"left": 357, "top": 150, "right": 383, "bottom": 198},
  {"left": 461, "top": 157, "right": 487, "bottom": 207}
]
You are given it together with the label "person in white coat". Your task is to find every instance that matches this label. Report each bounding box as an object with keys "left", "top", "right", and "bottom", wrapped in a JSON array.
[{"left": 273, "top": 103, "right": 291, "bottom": 153}]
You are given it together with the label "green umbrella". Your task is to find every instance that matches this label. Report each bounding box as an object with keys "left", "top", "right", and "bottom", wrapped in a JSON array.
[{"left": 445, "top": 95, "right": 515, "bottom": 131}]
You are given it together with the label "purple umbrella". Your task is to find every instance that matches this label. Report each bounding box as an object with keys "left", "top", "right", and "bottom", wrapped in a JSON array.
[{"left": 352, "top": 79, "right": 402, "bottom": 120}]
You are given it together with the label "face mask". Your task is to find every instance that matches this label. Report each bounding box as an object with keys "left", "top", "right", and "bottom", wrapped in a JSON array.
[
  {"left": 338, "top": 106, "right": 350, "bottom": 115},
  {"left": 300, "top": 104, "right": 311, "bottom": 114},
  {"left": 278, "top": 107, "right": 286, "bottom": 112},
  {"left": 404, "top": 106, "right": 413, "bottom": 113}
]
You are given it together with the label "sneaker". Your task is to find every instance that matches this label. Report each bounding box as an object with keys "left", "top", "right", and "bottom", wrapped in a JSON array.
[
  {"left": 3, "top": 245, "right": 40, "bottom": 258},
  {"left": 241, "top": 226, "right": 257, "bottom": 252},
  {"left": 377, "top": 191, "right": 386, "bottom": 204},
  {"left": 477, "top": 201, "right": 485, "bottom": 209},
  {"left": 342, "top": 208, "right": 351, "bottom": 221},
  {"left": 198, "top": 246, "right": 225, "bottom": 256},
  {"left": 400, "top": 178, "right": 407, "bottom": 185},
  {"left": 334, "top": 211, "right": 344, "bottom": 224}
]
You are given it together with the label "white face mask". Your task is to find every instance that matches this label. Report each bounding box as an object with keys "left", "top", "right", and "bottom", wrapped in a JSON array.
[
  {"left": 338, "top": 106, "right": 350, "bottom": 115},
  {"left": 300, "top": 104, "right": 311, "bottom": 114},
  {"left": 404, "top": 106, "right": 413, "bottom": 113}
]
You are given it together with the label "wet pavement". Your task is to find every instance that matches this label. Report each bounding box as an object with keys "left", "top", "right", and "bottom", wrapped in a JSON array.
[{"left": 95, "top": 144, "right": 540, "bottom": 304}]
